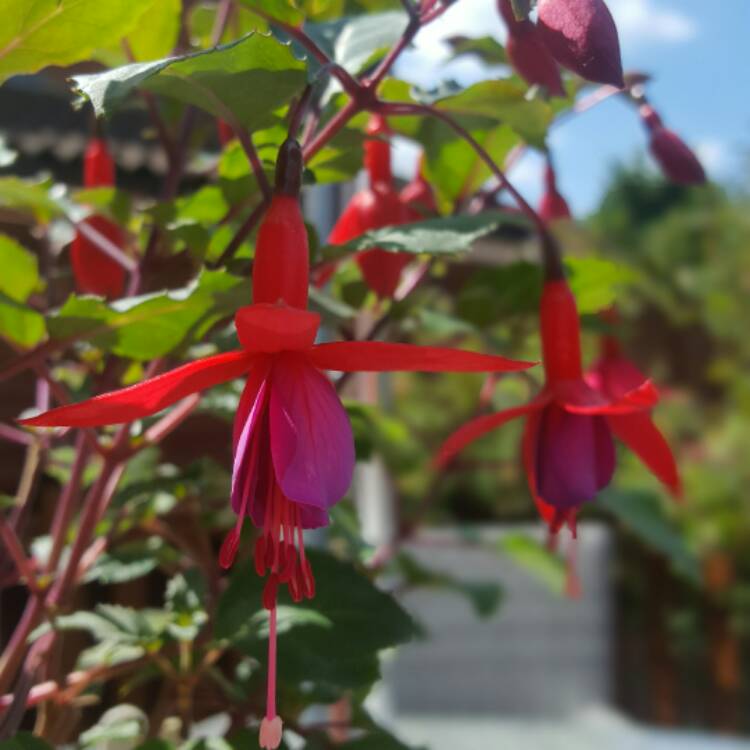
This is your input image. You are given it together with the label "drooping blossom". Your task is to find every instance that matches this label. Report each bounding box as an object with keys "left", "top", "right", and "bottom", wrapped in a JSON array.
[
  {"left": 327, "top": 115, "right": 413, "bottom": 298},
  {"left": 437, "top": 278, "right": 663, "bottom": 535},
  {"left": 497, "top": 0, "right": 565, "bottom": 96},
  {"left": 538, "top": 160, "right": 572, "bottom": 221},
  {"left": 71, "top": 137, "right": 126, "bottom": 298},
  {"left": 23, "top": 138, "right": 535, "bottom": 749},
  {"left": 640, "top": 105, "right": 706, "bottom": 186},
  {"left": 536, "top": 0, "right": 624, "bottom": 88}
]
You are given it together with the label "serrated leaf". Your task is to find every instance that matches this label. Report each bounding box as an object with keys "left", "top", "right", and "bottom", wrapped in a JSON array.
[
  {"left": 80, "top": 705, "right": 148, "bottom": 748},
  {"left": 47, "top": 268, "right": 245, "bottom": 360},
  {"left": 498, "top": 533, "right": 566, "bottom": 595},
  {"left": 83, "top": 538, "right": 175, "bottom": 585},
  {"left": 72, "top": 33, "right": 307, "bottom": 133},
  {"left": 332, "top": 11, "right": 408, "bottom": 74},
  {"left": 0, "top": 0, "right": 153, "bottom": 83},
  {"left": 321, "top": 212, "right": 524, "bottom": 260},
  {"left": 237, "top": 0, "right": 304, "bottom": 24},
  {"left": 215, "top": 549, "right": 420, "bottom": 690}
]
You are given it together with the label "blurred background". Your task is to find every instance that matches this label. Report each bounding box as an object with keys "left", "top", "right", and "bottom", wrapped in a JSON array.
[{"left": 0, "top": 1, "right": 749, "bottom": 749}]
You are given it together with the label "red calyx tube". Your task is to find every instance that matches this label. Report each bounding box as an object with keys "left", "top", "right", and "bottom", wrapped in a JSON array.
[
  {"left": 540, "top": 280, "right": 583, "bottom": 382},
  {"left": 251, "top": 138, "right": 309, "bottom": 310}
]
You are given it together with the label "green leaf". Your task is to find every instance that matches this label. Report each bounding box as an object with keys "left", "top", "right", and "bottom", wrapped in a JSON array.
[
  {"left": 445, "top": 35, "right": 508, "bottom": 65},
  {"left": 83, "top": 538, "right": 175, "bottom": 585},
  {"left": 599, "top": 489, "right": 700, "bottom": 583},
  {"left": 0, "top": 177, "right": 61, "bottom": 222},
  {"left": 126, "top": 0, "right": 181, "bottom": 61},
  {"left": 0, "top": 235, "right": 39, "bottom": 302},
  {"left": 72, "top": 33, "right": 307, "bottom": 133},
  {"left": 165, "top": 569, "right": 209, "bottom": 641},
  {"left": 47, "top": 268, "right": 245, "bottom": 360},
  {"left": 216, "top": 549, "right": 420, "bottom": 690},
  {"left": 498, "top": 533, "right": 567, "bottom": 595},
  {"left": 0, "top": 734, "right": 53, "bottom": 750},
  {"left": 332, "top": 11, "right": 408, "bottom": 74},
  {"left": 565, "top": 256, "right": 637, "bottom": 314},
  {"left": 321, "top": 212, "right": 524, "bottom": 260},
  {"left": 0, "top": 0, "right": 153, "bottom": 83},
  {"left": 435, "top": 80, "right": 554, "bottom": 148},
  {"left": 0, "top": 292, "right": 46, "bottom": 348}
]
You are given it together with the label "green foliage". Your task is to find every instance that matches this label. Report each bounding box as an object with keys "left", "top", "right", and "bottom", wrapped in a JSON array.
[
  {"left": 47, "top": 269, "right": 245, "bottom": 360},
  {"left": 0, "top": 0, "right": 153, "bottom": 82},
  {"left": 73, "top": 33, "right": 307, "bottom": 130},
  {"left": 216, "top": 550, "right": 420, "bottom": 690}
]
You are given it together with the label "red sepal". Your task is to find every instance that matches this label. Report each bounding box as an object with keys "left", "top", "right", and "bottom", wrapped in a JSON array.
[{"left": 20, "top": 350, "right": 254, "bottom": 427}]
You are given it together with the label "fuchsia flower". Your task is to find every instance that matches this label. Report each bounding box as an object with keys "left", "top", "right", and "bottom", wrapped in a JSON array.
[
  {"left": 22, "top": 138, "right": 534, "bottom": 749},
  {"left": 497, "top": 0, "right": 565, "bottom": 97},
  {"left": 640, "top": 105, "right": 706, "bottom": 186},
  {"left": 327, "top": 115, "right": 413, "bottom": 298},
  {"left": 538, "top": 160, "right": 572, "bottom": 221},
  {"left": 437, "top": 279, "right": 676, "bottom": 534}
]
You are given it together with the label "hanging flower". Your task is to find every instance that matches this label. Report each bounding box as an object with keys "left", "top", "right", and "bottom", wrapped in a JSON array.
[
  {"left": 538, "top": 160, "right": 572, "bottom": 221},
  {"left": 327, "top": 115, "right": 412, "bottom": 298},
  {"left": 640, "top": 105, "right": 706, "bottom": 186},
  {"left": 497, "top": 0, "right": 565, "bottom": 97},
  {"left": 23, "top": 138, "right": 535, "bottom": 749},
  {"left": 437, "top": 279, "right": 662, "bottom": 534},
  {"left": 71, "top": 137, "right": 126, "bottom": 298}
]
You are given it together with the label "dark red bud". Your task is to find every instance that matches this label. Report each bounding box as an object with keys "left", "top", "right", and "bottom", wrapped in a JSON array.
[
  {"left": 640, "top": 106, "right": 706, "bottom": 186},
  {"left": 540, "top": 280, "right": 583, "bottom": 382},
  {"left": 537, "top": 0, "right": 624, "bottom": 88},
  {"left": 84, "top": 138, "right": 116, "bottom": 186}
]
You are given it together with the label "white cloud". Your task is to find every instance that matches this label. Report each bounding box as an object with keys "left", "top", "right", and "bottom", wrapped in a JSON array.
[{"left": 607, "top": 0, "right": 698, "bottom": 46}]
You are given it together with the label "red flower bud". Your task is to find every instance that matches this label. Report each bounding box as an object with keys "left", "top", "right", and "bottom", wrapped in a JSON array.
[
  {"left": 640, "top": 105, "right": 706, "bottom": 186},
  {"left": 71, "top": 138, "right": 126, "bottom": 298},
  {"left": 363, "top": 114, "right": 392, "bottom": 186},
  {"left": 537, "top": 0, "right": 624, "bottom": 88},
  {"left": 498, "top": 0, "right": 565, "bottom": 96}
]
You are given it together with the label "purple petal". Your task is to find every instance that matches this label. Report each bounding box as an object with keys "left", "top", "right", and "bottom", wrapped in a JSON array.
[
  {"left": 535, "top": 404, "right": 615, "bottom": 510},
  {"left": 269, "top": 354, "right": 355, "bottom": 510}
]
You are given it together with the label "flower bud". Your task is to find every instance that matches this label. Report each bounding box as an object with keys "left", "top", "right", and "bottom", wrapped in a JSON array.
[
  {"left": 640, "top": 105, "right": 706, "bottom": 186},
  {"left": 537, "top": 0, "right": 624, "bottom": 88}
]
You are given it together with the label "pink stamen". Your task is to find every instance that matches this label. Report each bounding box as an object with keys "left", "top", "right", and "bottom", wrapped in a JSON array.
[
  {"left": 565, "top": 533, "right": 582, "bottom": 600},
  {"left": 259, "top": 607, "right": 283, "bottom": 748}
]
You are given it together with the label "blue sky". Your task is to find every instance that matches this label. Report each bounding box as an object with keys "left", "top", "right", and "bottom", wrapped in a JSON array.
[{"left": 393, "top": 0, "right": 750, "bottom": 215}]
